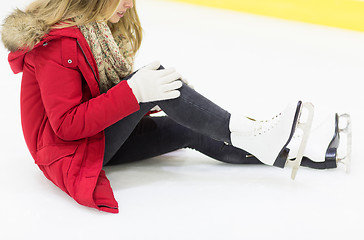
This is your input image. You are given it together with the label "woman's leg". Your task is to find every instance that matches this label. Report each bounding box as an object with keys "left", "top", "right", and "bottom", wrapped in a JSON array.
[
  {"left": 105, "top": 116, "right": 262, "bottom": 166},
  {"left": 104, "top": 81, "right": 232, "bottom": 165},
  {"left": 103, "top": 102, "right": 156, "bottom": 165},
  {"left": 125, "top": 65, "right": 232, "bottom": 143},
  {"left": 154, "top": 83, "right": 232, "bottom": 144}
]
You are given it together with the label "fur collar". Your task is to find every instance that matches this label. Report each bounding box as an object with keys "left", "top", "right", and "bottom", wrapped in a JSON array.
[{"left": 1, "top": 9, "right": 50, "bottom": 52}]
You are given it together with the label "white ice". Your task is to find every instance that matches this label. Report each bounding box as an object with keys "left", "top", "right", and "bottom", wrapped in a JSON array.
[{"left": 1, "top": 0, "right": 363, "bottom": 239}]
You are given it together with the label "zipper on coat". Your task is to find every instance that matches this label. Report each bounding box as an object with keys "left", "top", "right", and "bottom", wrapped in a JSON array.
[{"left": 76, "top": 40, "right": 100, "bottom": 84}]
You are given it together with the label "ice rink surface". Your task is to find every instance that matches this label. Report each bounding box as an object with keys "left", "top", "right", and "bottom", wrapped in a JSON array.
[{"left": 1, "top": 0, "right": 363, "bottom": 239}]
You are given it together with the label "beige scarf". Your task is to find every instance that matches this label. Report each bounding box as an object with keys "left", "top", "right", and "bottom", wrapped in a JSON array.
[{"left": 77, "top": 20, "right": 134, "bottom": 93}]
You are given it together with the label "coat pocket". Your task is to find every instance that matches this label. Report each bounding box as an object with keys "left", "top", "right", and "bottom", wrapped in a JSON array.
[
  {"left": 35, "top": 144, "right": 78, "bottom": 165},
  {"left": 35, "top": 144, "right": 79, "bottom": 193}
]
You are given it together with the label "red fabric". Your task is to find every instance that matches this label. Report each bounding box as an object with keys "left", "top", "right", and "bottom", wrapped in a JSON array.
[{"left": 8, "top": 27, "right": 140, "bottom": 213}]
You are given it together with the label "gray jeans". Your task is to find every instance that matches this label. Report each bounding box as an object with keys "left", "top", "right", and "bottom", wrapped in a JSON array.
[{"left": 103, "top": 70, "right": 260, "bottom": 166}]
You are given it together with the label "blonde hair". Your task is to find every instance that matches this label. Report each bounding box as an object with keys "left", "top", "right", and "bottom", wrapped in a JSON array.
[{"left": 25, "top": 0, "right": 142, "bottom": 53}]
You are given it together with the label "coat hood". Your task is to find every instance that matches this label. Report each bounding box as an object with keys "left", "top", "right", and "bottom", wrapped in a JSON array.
[
  {"left": 3, "top": 9, "right": 82, "bottom": 75},
  {"left": 1, "top": 9, "right": 50, "bottom": 52}
]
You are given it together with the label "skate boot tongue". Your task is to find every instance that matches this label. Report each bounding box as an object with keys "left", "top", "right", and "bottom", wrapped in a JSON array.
[
  {"left": 229, "top": 116, "right": 256, "bottom": 136},
  {"left": 252, "top": 114, "right": 282, "bottom": 137},
  {"left": 230, "top": 115, "right": 281, "bottom": 136}
]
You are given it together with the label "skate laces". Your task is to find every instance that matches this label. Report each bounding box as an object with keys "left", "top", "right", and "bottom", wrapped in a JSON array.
[{"left": 252, "top": 113, "right": 282, "bottom": 136}]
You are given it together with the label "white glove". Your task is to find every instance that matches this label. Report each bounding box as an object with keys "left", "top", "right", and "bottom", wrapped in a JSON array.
[{"left": 127, "top": 61, "right": 183, "bottom": 103}]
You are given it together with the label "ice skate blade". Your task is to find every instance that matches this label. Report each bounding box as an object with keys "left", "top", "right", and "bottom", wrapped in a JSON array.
[
  {"left": 337, "top": 113, "right": 352, "bottom": 174},
  {"left": 289, "top": 102, "right": 314, "bottom": 180}
]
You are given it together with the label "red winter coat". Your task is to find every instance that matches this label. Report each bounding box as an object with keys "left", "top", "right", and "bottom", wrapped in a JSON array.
[{"left": 7, "top": 26, "right": 140, "bottom": 213}]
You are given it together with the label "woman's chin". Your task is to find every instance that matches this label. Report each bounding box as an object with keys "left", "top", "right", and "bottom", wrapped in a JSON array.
[{"left": 108, "top": 16, "right": 121, "bottom": 24}]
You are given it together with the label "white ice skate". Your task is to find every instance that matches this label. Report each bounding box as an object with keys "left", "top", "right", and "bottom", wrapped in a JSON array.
[
  {"left": 286, "top": 113, "right": 352, "bottom": 173},
  {"left": 229, "top": 101, "right": 314, "bottom": 180}
]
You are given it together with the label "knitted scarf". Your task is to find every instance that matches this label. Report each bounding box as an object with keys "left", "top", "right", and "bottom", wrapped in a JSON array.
[{"left": 77, "top": 20, "right": 134, "bottom": 93}]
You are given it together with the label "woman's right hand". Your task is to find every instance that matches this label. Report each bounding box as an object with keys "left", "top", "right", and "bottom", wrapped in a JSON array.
[{"left": 127, "top": 61, "right": 183, "bottom": 103}]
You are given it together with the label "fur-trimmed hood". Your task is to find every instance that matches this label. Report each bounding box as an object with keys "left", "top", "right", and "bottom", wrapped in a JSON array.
[{"left": 1, "top": 9, "right": 50, "bottom": 52}]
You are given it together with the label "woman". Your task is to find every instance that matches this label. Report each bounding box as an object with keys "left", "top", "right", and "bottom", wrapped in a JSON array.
[{"left": 1, "top": 0, "right": 345, "bottom": 213}]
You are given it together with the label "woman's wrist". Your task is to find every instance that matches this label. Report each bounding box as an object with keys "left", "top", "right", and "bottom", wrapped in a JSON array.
[{"left": 127, "top": 80, "right": 141, "bottom": 103}]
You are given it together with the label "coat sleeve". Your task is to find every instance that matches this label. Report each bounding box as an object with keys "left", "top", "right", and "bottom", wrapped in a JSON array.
[{"left": 34, "top": 47, "right": 140, "bottom": 141}]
